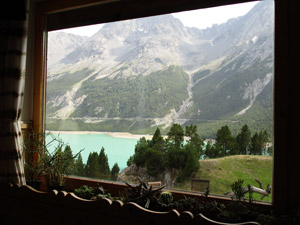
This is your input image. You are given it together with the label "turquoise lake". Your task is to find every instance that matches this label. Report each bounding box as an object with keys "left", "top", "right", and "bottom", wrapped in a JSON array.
[{"left": 46, "top": 133, "right": 139, "bottom": 171}]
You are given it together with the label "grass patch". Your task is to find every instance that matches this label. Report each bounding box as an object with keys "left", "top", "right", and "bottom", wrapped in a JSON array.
[{"left": 175, "top": 155, "right": 273, "bottom": 202}]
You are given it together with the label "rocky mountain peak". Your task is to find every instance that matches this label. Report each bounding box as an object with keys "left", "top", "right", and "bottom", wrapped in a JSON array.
[{"left": 47, "top": 32, "right": 87, "bottom": 69}]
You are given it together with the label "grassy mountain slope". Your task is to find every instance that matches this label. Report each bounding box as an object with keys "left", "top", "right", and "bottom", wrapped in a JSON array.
[{"left": 174, "top": 155, "right": 272, "bottom": 202}]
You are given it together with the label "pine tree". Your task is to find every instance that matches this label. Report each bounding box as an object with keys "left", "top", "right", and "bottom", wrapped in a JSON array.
[
  {"left": 133, "top": 137, "right": 149, "bottom": 167},
  {"left": 260, "top": 130, "right": 269, "bottom": 154},
  {"left": 177, "top": 144, "right": 200, "bottom": 182},
  {"left": 236, "top": 124, "right": 251, "bottom": 155},
  {"left": 74, "top": 153, "right": 85, "bottom": 176},
  {"left": 111, "top": 163, "right": 120, "bottom": 181},
  {"left": 127, "top": 155, "right": 134, "bottom": 166},
  {"left": 145, "top": 148, "right": 164, "bottom": 176},
  {"left": 85, "top": 152, "right": 100, "bottom": 178},
  {"left": 167, "top": 123, "right": 184, "bottom": 148},
  {"left": 215, "top": 125, "right": 237, "bottom": 156},
  {"left": 98, "top": 147, "right": 110, "bottom": 177},
  {"left": 249, "top": 131, "right": 269, "bottom": 155},
  {"left": 63, "top": 145, "right": 74, "bottom": 175},
  {"left": 185, "top": 124, "right": 204, "bottom": 158},
  {"left": 204, "top": 141, "right": 220, "bottom": 158},
  {"left": 150, "top": 128, "right": 165, "bottom": 152}
]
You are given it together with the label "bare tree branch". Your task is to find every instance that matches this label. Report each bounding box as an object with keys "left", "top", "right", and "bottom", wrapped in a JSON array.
[{"left": 225, "top": 179, "right": 271, "bottom": 200}]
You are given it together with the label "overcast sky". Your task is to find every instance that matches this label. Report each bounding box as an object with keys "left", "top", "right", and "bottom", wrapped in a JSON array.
[{"left": 57, "top": 1, "right": 259, "bottom": 37}]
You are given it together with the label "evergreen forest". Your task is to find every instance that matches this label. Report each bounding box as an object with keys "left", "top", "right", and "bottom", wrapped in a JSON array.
[{"left": 63, "top": 123, "right": 271, "bottom": 183}]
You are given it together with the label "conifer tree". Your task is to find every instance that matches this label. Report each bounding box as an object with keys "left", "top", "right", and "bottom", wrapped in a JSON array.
[
  {"left": 85, "top": 152, "right": 100, "bottom": 178},
  {"left": 145, "top": 148, "right": 164, "bottom": 176},
  {"left": 215, "top": 125, "right": 237, "bottom": 156},
  {"left": 74, "top": 153, "right": 85, "bottom": 176},
  {"left": 150, "top": 128, "right": 165, "bottom": 152},
  {"left": 111, "top": 163, "right": 120, "bottom": 181},
  {"left": 205, "top": 141, "right": 220, "bottom": 158},
  {"left": 185, "top": 124, "right": 204, "bottom": 158},
  {"left": 249, "top": 130, "right": 269, "bottom": 155},
  {"left": 236, "top": 124, "right": 251, "bottom": 155},
  {"left": 63, "top": 145, "right": 74, "bottom": 175},
  {"left": 167, "top": 123, "right": 184, "bottom": 148},
  {"left": 133, "top": 137, "right": 149, "bottom": 167},
  {"left": 127, "top": 156, "right": 134, "bottom": 166},
  {"left": 261, "top": 130, "right": 269, "bottom": 154},
  {"left": 177, "top": 144, "right": 200, "bottom": 182},
  {"left": 98, "top": 147, "right": 110, "bottom": 176}
]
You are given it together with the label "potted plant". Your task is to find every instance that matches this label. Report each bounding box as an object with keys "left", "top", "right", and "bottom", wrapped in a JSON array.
[
  {"left": 23, "top": 130, "right": 47, "bottom": 190},
  {"left": 23, "top": 130, "right": 82, "bottom": 191},
  {"left": 122, "top": 177, "right": 167, "bottom": 211},
  {"left": 42, "top": 133, "right": 83, "bottom": 191},
  {"left": 43, "top": 144, "right": 66, "bottom": 191},
  {"left": 74, "top": 185, "right": 111, "bottom": 200}
]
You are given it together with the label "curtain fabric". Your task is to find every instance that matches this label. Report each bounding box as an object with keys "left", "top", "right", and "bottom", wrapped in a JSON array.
[{"left": 0, "top": 2, "right": 27, "bottom": 185}]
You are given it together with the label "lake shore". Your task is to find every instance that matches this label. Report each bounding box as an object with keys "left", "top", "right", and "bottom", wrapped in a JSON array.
[
  {"left": 46, "top": 130, "right": 154, "bottom": 140},
  {"left": 46, "top": 130, "right": 213, "bottom": 142}
]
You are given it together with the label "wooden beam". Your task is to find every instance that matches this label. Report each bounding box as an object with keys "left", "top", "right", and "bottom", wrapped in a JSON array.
[
  {"left": 47, "top": 0, "right": 260, "bottom": 31},
  {"left": 33, "top": 8, "right": 47, "bottom": 133},
  {"left": 273, "top": 0, "right": 300, "bottom": 214}
]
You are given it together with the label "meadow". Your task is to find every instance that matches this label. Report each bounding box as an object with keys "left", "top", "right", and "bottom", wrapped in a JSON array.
[{"left": 174, "top": 155, "right": 273, "bottom": 202}]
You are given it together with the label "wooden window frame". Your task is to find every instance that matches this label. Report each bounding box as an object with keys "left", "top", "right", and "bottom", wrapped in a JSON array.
[{"left": 32, "top": 0, "right": 300, "bottom": 213}]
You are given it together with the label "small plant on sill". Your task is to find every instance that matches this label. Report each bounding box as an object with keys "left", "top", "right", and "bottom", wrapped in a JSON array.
[
  {"left": 23, "top": 131, "right": 83, "bottom": 191},
  {"left": 231, "top": 179, "right": 245, "bottom": 201},
  {"left": 159, "top": 191, "right": 173, "bottom": 205},
  {"left": 123, "top": 177, "right": 166, "bottom": 211},
  {"left": 23, "top": 130, "right": 46, "bottom": 190},
  {"left": 74, "top": 185, "right": 111, "bottom": 200},
  {"left": 168, "top": 196, "right": 204, "bottom": 215}
]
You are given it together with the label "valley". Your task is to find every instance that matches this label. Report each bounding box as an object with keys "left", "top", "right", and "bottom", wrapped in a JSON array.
[{"left": 46, "top": 0, "right": 274, "bottom": 138}]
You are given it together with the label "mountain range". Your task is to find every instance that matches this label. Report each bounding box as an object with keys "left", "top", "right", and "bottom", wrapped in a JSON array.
[{"left": 46, "top": 0, "right": 274, "bottom": 137}]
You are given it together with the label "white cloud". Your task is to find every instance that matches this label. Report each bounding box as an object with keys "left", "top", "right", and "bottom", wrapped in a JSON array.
[
  {"left": 57, "top": 24, "right": 104, "bottom": 37},
  {"left": 172, "top": 1, "right": 259, "bottom": 29}
]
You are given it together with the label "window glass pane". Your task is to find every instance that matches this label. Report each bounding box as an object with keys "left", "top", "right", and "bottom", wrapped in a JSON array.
[{"left": 46, "top": 0, "right": 273, "bottom": 202}]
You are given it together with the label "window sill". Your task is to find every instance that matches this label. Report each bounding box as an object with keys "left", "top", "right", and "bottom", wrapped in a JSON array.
[
  {"left": 61, "top": 175, "right": 272, "bottom": 209},
  {"left": 2, "top": 182, "right": 265, "bottom": 225}
]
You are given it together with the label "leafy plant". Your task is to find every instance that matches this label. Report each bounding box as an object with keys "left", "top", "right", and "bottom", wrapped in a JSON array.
[
  {"left": 74, "top": 185, "right": 111, "bottom": 200},
  {"left": 123, "top": 177, "right": 166, "bottom": 210},
  {"left": 43, "top": 144, "right": 67, "bottom": 188},
  {"left": 23, "top": 131, "right": 84, "bottom": 190},
  {"left": 74, "top": 185, "right": 94, "bottom": 199},
  {"left": 168, "top": 197, "right": 204, "bottom": 215},
  {"left": 42, "top": 133, "right": 83, "bottom": 189},
  {"left": 23, "top": 130, "right": 47, "bottom": 182},
  {"left": 231, "top": 179, "right": 245, "bottom": 201},
  {"left": 91, "top": 186, "right": 111, "bottom": 200}
]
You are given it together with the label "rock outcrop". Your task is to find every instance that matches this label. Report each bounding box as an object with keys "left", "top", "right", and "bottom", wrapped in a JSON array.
[{"left": 117, "top": 164, "right": 178, "bottom": 188}]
